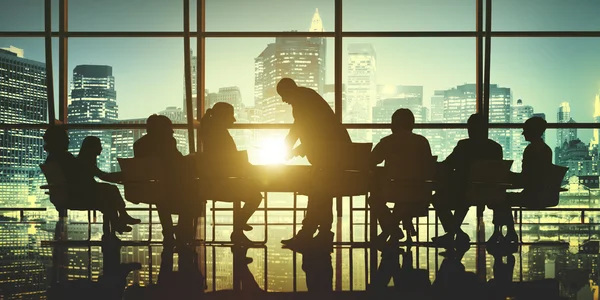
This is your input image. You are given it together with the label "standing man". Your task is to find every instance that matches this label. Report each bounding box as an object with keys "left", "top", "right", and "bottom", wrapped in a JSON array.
[{"left": 277, "top": 78, "right": 352, "bottom": 248}]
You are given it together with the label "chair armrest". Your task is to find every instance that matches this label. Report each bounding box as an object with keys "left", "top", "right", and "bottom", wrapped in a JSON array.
[{"left": 40, "top": 184, "right": 65, "bottom": 190}]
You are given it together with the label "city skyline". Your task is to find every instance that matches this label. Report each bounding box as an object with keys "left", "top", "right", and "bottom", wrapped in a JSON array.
[{"left": 2, "top": 1, "right": 600, "bottom": 126}]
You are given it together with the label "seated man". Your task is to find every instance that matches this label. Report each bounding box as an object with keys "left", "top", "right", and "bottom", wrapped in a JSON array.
[
  {"left": 491, "top": 116, "right": 552, "bottom": 244},
  {"left": 368, "top": 108, "right": 433, "bottom": 246},
  {"left": 432, "top": 114, "right": 503, "bottom": 247},
  {"left": 134, "top": 115, "right": 191, "bottom": 247},
  {"left": 43, "top": 126, "right": 140, "bottom": 236}
]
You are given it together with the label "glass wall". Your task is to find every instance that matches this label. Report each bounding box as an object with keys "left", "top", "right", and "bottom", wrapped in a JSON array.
[{"left": 2, "top": 0, "right": 600, "bottom": 295}]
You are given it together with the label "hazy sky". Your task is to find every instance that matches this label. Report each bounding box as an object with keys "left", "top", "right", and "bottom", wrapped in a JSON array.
[{"left": 2, "top": 0, "right": 600, "bottom": 131}]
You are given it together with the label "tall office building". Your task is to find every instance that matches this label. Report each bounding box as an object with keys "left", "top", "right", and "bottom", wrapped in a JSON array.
[
  {"left": 557, "top": 102, "right": 577, "bottom": 148},
  {"left": 0, "top": 47, "right": 47, "bottom": 208},
  {"left": 592, "top": 94, "right": 600, "bottom": 149},
  {"left": 254, "top": 9, "right": 326, "bottom": 123},
  {"left": 429, "top": 90, "right": 446, "bottom": 159},
  {"left": 110, "top": 118, "right": 145, "bottom": 172},
  {"left": 67, "top": 65, "right": 118, "bottom": 172},
  {"left": 443, "top": 84, "right": 511, "bottom": 160},
  {"left": 488, "top": 84, "right": 512, "bottom": 160},
  {"left": 183, "top": 50, "right": 199, "bottom": 119},
  {"left": 511, "top": 99, "right": 534, "bottom": 172},
  {"left": 346, "top": 43, "right": 376, "bottom": 142},
  {"left": 442, "top": 84, "right": 476, "bottom": 159}
]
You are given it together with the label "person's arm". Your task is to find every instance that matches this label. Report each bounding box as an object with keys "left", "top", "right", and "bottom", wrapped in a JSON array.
[
  {"left": 285, "top": 122, "right": 301, "bottom": 159},
  {"left": 370, "top": 139, "right": 386, "bottom": 168},
  {"left": 443, "top": 141, "right": 462, "bottom": 167},
  {"left": 98, "top": 171, "right": 123, "bottom": 183}
]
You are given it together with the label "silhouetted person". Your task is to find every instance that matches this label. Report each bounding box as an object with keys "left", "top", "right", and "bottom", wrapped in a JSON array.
[
  {"left": 432, "top": 247, "right": 481, "bottom": 300},
  {"left": 432, "top": 114, "right": 503, "bottom": 248},
  {"left": 490, "top": 117, "right": 552, "bottom": 245},
  {"left": 43, "top": 127, "right": 139, "bottom": 236},
  {"left": 200, "top": 102, "right": 262, "bottom": 243},
  {"left": 369, "top": 109, "right": 433, "bottom": 247},
  {"left": 277, "top": 78, "right": 352, "bottom": 248},
  {"left": 133, "top": 115, "right": 190, "bottom": 246}
]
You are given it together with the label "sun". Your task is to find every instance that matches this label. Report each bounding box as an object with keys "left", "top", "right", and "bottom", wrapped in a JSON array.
[{"left": 255, "top": 137, "right": 288, "bottom": 165}]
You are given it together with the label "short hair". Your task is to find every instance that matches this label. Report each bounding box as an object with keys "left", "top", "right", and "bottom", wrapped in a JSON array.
[
  {"left": 467, "top": 113, "right": 485, "bottom": 127},
  {"left": 391, "top": 108, "right": 415, "bottom": 131},
  {"left": 524, "top": 116, "right": 547, "bottom": 136},
  {"left": 276, "top": 78, "right": 298, "bottom": 95},
  {"left": 43, "top": 125, "right": 69, "bottom": 152}
]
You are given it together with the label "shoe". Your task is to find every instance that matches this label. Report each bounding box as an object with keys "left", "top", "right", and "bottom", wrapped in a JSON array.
[
  {"left": 281, "top": 230, "right": 313, "bottom": 246},
  {"left": 120, "top": 214, "right": 141, "bottom": 225},
  {"left": 314, "top": 230, "right": 335, "bottom": 247},
  {"left": 230, "top": 231, "right": 254, "bottom": 244},
  {"left": 116, "top": 225, "right": 132, "bottom": 234},
  {"left": 432, "top": 233, "right": 454, "bottom": 248}
]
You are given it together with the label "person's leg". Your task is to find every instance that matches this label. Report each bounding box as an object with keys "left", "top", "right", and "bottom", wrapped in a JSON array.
[
  {"left": 239, "top": 191, "right": 262, "bottom": 230},
  {"left": 368, "top": 196, "right": 404, "bottom": 242},
  {"left": 431, "top": 200, "right": 456, "bottom": 242},
  {"left": 156, "top": 204, "right": 175, "bottom": 246},
  {"left": 282, "top": 194, "right": 320, "bottom": 245}
]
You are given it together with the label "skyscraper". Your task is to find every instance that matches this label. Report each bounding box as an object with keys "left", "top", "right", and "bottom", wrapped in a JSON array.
[
  {"left": 0, "top": 47, "right": 47, "bottom": 207},
  {"left": 557, "top": 102, "right": 577, "bottom": 148},
  {"left": 254, "top": 9, "right": 326, "bottom": 123},
  {"left": 68, "top": 65, "right": 118, "bottom": 172},
  {"left": 346, "top": 43, "right": 376, "bottom": 142},
  {"left": 590, "top": 94, "right": 600, "bottom": 149},
  {"left": 511, "top": 99, "right": 534, "bottom": 172},
  {"left": 429, "top": 90, "right": 446, "bottom": 159},
  {"left": 110, "top": 118, "right": 145, "bottom": 172},
  {"left": 488, "top": 84, "right": 512, "bottom": 160}
]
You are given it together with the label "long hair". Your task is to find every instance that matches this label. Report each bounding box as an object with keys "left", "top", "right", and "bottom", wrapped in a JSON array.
[{"left": 200, "top": 102, "right": 234, "bottom": 149}]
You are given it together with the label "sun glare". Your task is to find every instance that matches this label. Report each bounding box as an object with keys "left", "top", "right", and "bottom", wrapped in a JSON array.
[{"left": 255, "top": 138, "right": 287, "bottom": 165}]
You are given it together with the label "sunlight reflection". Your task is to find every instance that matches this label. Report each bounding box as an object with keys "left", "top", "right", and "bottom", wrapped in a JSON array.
[{"left": 255, "top": 137, "right": 287, "bottom": 165}]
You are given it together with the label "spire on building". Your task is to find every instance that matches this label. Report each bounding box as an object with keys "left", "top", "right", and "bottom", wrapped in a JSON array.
[{"left": 309, "top": 8, "right": 324, "bottom": 32}]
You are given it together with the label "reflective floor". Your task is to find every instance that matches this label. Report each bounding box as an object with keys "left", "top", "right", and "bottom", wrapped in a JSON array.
[{"left": 2, "top": 194, "right": 600, "bottom": 299}]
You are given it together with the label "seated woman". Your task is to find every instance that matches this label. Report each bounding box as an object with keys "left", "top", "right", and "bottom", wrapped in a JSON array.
[
  {"left": 43, "top": 127, "right": 139, "bottom": 236},
  {"left": 200, "top": 102, "right": 263, "bottom": 243}
]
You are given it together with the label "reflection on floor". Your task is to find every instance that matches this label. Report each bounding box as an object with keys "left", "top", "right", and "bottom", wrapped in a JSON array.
[{"left": 42, "top": 235, "right": 584, "bottom": 300}]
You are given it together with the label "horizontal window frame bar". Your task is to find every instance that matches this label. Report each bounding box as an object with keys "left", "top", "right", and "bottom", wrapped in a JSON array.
[
  {"left": 1, "top": 123, "right": 600, "bottom": 130},
  {"left": 4, "top": 31, "right": 600, "bottom": 38}
]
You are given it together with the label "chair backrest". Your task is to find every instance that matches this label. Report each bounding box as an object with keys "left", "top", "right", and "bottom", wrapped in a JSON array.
[
  {"left": 118, "top": 157, "right": 168, "bottom": 205},
  {"left": 525, "top": 164, "right": 569, "bottom": 208},
  {"left": 466, "top": 160, "right": 513, "bottom": 206},
  {"left": 39, "top": 163, "right": 68, "bottom": 207},
  {"left": 468, "top": 159, "right": 514, "bottom": 184},
  {"left": 194, "top": 150, "right": 249, "bottom": 179},
  {"left": 39, "top": 162, "right": 67, "bottom": 185},
  {"left": 118, "top": 157, "right": 166, "bottom": 183}
]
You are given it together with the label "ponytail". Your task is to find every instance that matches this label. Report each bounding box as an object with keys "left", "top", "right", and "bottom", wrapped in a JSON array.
[{"left": 200, "top": 108, "right": 214, "bottom": 149}]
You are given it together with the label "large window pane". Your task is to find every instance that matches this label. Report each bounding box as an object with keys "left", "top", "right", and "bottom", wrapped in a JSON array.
[
  {"left": 204, "top": 37, "right": 334, "bottom": 123},
  {"left": 490, "top": 38, "right": 600, "bottom": 124},
  {"left": 203, "top": 0, "right": 333, "bottom": 32},
  {"left": 68, "top": 0, "right": 183, "bottom": 32},
  {"left": 492, "top": 0, "right": 600, "bottom": 31},
  {"left": 0, "top": 0, "right": 44, "bottom": 32},
  {"left": 342, "top": 38, "right": 475, "bottom": 142},
  {"left": 0, "top": 38, "right": 48, "bottom": 124},
  {"left": 67, "top": 38, "right": 188, "bottom": 124},
  {"left": 343, "top": 0, "right": 476, "bottom": 32}
]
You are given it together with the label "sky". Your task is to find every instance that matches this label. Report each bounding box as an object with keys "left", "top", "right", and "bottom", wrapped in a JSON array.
[{"left": 1, "top": 0, "right": 600, "bottom": 134}]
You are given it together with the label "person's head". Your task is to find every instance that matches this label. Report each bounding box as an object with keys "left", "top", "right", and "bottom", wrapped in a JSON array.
[
  {"left": 277, "top": 78, "right": 298, "bottom": 104},
  {"left": 523, "top": 117, "right": 546, "bottom": 142},
  {"left": 391, "top": 108, "right": 415, "bottom": 133},
  {"left": 80, "top": 136, "right": 102, "bottom": 157},
  {"left": 147, "top": 114, "right": 174, "bottom": 137},
  {"left": 467, "top": 113, "right": 486, "bottom": 140},
  {"left": 43, "top": 125, "right": 69, "bottom": 153},
  {"left": 203, "top": 102, "right": 236, "bottom": 128}
]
